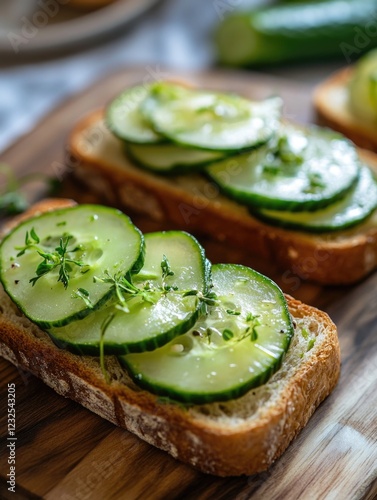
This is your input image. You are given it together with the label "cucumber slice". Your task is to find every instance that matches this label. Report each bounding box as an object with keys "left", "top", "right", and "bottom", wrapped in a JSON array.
[
  {"left": 48, "top": 231, "right": 210, "bottom": 354},
  {"left": 122, "top": 264, "right": 294, "bottom": 404},
  {"left": 106, "top": 84, "right": 164, "bottom": 144},
  {"left": 127, "top": 143, "right": 226, "bottom": 174},
  {"left": 253, "top": 165, "right": 377, "bottom": 232},
  {"left": 0, "top": 205, "right": 144, "bottom": 328},
  {"left": 206, "top": 125, "right": 360, "bottom": 211},
  {"left": 141, "top": 82, "right": 281, "bottom": 152}
]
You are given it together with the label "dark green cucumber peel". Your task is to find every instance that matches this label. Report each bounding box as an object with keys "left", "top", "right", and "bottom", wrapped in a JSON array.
[
  {"left": 126, "top": 143, "right": 227, "bottom": 175},
  {"left": 252, "top": 165, "right": 377, "bottom": 232},
  {"left": 206, "top": 125, "right": 361, "bottom": 212},
  {"left": 0, "top": 205, "right": 144, "bottom": 328},
  {"left": 121, "top": 264, "right": 294, "bottom": 405},
  {"left": 48, "top": 231, "right": 211, "bottom": 355},
  {"left": 106, "top": 84, "right": 164, "bottom": 145},
  {"left": 215, "top": 0, "right": 377, "bottom": 67},
  {"left": 141, "top": 82, "right": 281, "bottom": 152}
]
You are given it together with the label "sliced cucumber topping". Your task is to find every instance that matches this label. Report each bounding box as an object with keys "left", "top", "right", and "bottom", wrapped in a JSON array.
[
  {"left": 49, "top": 231, "right": 210, "bottom": 354},
  {"left": 122, "top": 264, "right": 293, "bottom": 404},
  {"left": 141, "top": 82, "right": 281, "bottom": 152},
  {"left": 0, "top": 205, "right": 144, "bottom": 328},
  {"left": 254, "top": 165, "right": 377, "bottom": 232},
  {"left": 106, "top": 84, "right": 163, "bottom": 144},
  {"left": 206, "top": 125, "right": 360, "bottom": 211},
  {"left": 127, "top": 142, "right": 226, "bottom": 174}
]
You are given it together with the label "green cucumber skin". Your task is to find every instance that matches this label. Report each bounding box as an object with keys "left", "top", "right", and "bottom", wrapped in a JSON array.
[
  {"left": 205, "top": 125, "right": 361, "bottom": 212},
  {"left": 122, "top": 263, "right": 294, "bottom": 405},
  {"left": 205, "top": 167, "right": 359, "bottom": 213},
  {"left": 0, "top": 205, "right": 144, "bottom": 329},
  {"left": 252, "top": 165, "right": 377, "bottom": 233},
  {"left": 48, "top": 306, "right": 202, "bottom": 356},
  {"left": 125, "top": 143, "right": 228, "bottom": 175},
  {"left": 141, "top": 83, "right": 281, "bottom": 153},
  {"left": 121, "top": 357, "right": 282, "bottom": 405},
  {"left": 48, "top": 231, "right": 212, "bottom": 355},
  {"left": 106, "top": 84, "right": 164, "bottom": 145},
  {"left": 216, "top": 0, "right": 377, "bottom": 66}
]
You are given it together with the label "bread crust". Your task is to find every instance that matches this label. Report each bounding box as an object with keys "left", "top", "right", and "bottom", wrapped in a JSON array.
[
  {"left": 314, "top": 68, "right": 377, "bottom": 153},
  {"left": 0, "top": 201, "right": 340, "bottom": 476},
  {"left": 67, "top": 110, "right": 377, "bottom": 285},
  {"left": 0, "top": 292, "right": 339, "bottom": 476}
]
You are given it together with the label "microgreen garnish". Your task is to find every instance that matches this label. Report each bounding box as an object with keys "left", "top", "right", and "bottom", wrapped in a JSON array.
[
  {"left": 222, "top": 329, "right": 234, "bottom": 341},
  {"left": 73, "top": 288, "right": 93, "bottom": 309},
  {"left": 226, "top": 309, "right": 240, "bottom": 316},
  {"left": 301, "top": 328, "right": 309, "bottom": 340},
  {"left": 304, "top": 172, "right": 326, "bottom": 193},
  {"left": 161, "top": 254, "right": 174, "bottom": 280},
  {"left": 93, "top": 270, "right": 158, "bottom": 312},
  {"left": 307, "top": 338, "right": 316, "bottom": 351},
  {"left": 99, "top": 312, "right": 116, "bottom": 383},
  {"left": 16, "top": 230, "right": 89, "bottom": 289}
]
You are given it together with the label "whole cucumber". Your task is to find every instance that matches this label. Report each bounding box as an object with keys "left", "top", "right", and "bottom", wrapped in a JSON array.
[{"left": 215, "top": 0, "right": 377, "bottom": 66}]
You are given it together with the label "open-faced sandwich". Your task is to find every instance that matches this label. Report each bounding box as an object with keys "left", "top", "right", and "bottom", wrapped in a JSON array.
[
  {"left": 0, "top": 199, "right": 339, "bottom": 476},
  {"left": 314, "top": 49, "right": 377, "bottom": 153},
  {"left": 68, "top": 81, "right": 377, "bottom": 285}
]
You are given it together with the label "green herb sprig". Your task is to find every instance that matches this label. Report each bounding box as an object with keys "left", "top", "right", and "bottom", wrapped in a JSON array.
[{"left": 16, "top": 229, "right": 89, "bottom": 289}]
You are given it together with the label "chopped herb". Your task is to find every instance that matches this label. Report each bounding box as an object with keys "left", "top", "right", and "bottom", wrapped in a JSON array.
[
  {"left": 246, "top": 312, "right": 259, "bottom": 323},
  {"left": 307, "top": 338, "right": 316, "bottom": 351},
  {"left": 73, "top": 288, "right": 93, "bottom": 308},
  {"left": 56, "top": 221, "right": 66, "bottom": 227},
  {"left": 205, "top": 327, "right": 214, "bottom": 344},
  {"left": 226, "top": 309, "right": 241, "bottom": 316},
  {"left": 99, "top": 312, "right": 116, "bottom": 383},
  {"left": 301, "top": 328, "right": 309, "bottom": 340},
  {"left": 304, "top": 172, "right": 326, "bottom": 193},
  {"left": 222, "top": 329, "right": 234, "bottom": 341},
  {"left": 263, "top": 164, "right": 280, "bottom": 176},
  {"left": 161, "top": 254, "right": 174, "bottom": 280},
  {"left": 250, "top": 328, "right": 258, "bottom": 341}
]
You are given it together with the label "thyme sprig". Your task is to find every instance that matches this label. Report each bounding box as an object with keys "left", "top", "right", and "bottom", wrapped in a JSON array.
[
  {"left": 93, "top": 270, "right": 158, "bottom": 313},
  {"left": 16, "top": 229, "right": 89, "bottom": 289}
]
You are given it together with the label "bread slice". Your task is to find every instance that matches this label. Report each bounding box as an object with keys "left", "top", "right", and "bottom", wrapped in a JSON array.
[
  {"left": 67, "top": 110, "right": 377, "bottom": 285},
  {"left": 0, "top": 200, "right": 340, "bottom": 477},
  {"left": 314, "top": 68, "right": 377, "bottom": 153}
]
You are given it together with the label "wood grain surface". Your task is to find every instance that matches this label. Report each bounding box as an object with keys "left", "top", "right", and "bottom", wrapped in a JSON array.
[{"left": 0, "top": 68, "right": 376, "bottom": 500}]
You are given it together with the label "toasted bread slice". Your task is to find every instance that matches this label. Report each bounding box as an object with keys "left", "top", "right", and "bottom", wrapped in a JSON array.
[
  {"left": 0, "top": 200, "right": 340, "bottom": 477},
  {"left": 67, "top": 110, "right": 377, "bottom": 285},
  {"left": 314, "top": 68, "right": 377, "bottom": 153}
]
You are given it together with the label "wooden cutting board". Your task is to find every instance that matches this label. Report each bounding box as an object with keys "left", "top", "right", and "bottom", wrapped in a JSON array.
[{"left": 0, "top": 68, "right": 376, "bottom": 500}]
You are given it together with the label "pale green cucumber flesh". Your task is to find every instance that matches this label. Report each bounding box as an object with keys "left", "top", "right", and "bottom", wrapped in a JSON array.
[
  {"left": 122, "top": 264, "right": 293, "bottom": 404},
  {"left": 349, "top": 49, "right": 377, "bottom": 123},
  {"left": 126, "top": 142, "right": 226, "bottom": 174},
  {"left": 0, "top": 205, "right": 144, "bottom": 328},
  {"left": 106, "top": 84, "right": 163, "bottom": 144},
  {"left": 141, "top": 82, "right": 281, "bottom": 152},
  {"left": 206, "top": 124, "right": 360, "bottom": 211},
  {"left": 48, "top": 231, "right": 210, "bottom": 354},
  {"left": 253, "top": 165, "right": 377, "bottom": 232}
]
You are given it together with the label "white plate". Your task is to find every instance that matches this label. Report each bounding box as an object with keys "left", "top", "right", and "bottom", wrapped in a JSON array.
[{"left": 0, "top": 0, "right": 161, "bottom": 54}]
